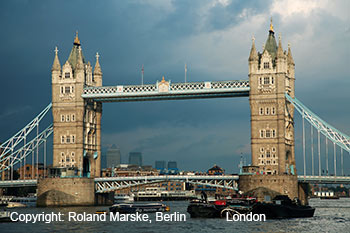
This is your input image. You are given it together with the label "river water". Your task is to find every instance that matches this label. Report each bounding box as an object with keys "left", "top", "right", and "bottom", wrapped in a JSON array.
[{"left": 2, "top": 198, "right": 350, "bottom": 233}]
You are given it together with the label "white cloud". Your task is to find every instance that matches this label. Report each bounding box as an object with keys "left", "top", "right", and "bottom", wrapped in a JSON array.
[
  {"left": 271, "top": 0, "right": 326, "bottom": 20},
  {"left": 212, "top": 0, "right": 232, "bottom": 7}
]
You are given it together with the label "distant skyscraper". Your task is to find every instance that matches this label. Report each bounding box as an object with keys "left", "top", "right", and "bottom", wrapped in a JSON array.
[
  {"left": 129, "top": 152, "right": 142, "bottom": 166},
  {"left": 106, "top": 144, "right": 121, "bottom": 168},
  {"left": 155, "top": 161, "right": 166, "bottom": 170},
  {"left": 167, "top": 161, "right": 177, "bottom": 170}
]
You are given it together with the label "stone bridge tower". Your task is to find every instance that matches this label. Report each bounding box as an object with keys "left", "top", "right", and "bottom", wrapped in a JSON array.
[
  {"left": 51, "top": 33, "right": 102, "bottom": 178},
  {"left": 239, "top": 21, "right": 300, "bottom": 200}
]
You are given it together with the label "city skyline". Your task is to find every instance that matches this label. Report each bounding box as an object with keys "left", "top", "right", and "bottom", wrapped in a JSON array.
[{"left": 0, "top": 1, "right": 349, "bottom": 174}]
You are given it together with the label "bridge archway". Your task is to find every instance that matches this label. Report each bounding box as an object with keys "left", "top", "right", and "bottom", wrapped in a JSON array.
[{"left": 83, "top": 157, "right": 90, "bottom": 178}]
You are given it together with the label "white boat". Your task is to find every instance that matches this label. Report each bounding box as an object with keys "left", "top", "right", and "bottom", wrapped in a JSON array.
[
  {"left": 7, "top": 202, "right": 27, "bottom": 208},
  {"left": 135, "top": 187, "right": 196, "bottom": 201},
  {"left": 114, "top": 193, "right": 134, "bottom": 203}
]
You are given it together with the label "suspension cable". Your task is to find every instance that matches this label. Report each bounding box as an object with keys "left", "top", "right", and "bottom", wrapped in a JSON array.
[
  {"left": 318, "top": 130, "right": 321, "bottom": 176},
  {"left": 302, "top": 111, "right": 306, "bottom": 179},
  {"left": 311, "top": 126, "right": 314, "bottom": 176}
]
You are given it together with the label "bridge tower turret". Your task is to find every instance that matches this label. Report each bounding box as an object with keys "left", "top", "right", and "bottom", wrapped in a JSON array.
[
  {"left": 51, "top": 32, "right": 102, "bottom": 178},
  {"left": 240, "top": 21, "right": 299, "bottom": 201}
]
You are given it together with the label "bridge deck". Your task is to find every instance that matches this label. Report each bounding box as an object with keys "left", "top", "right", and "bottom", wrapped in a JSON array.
[{"left": 82, "top": 80, "right": 250, "bottom": 102}]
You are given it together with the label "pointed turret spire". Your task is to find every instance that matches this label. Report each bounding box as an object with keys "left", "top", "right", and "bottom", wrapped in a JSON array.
[
  {"left": 74, "top": 31, "right": 80, "bottom": 45},
  {"left": 249, "top": 36, "right": 258, "bottom": 61},
  {"left": 269, "top": 17, "right": 274, "bottom": 33},
  {"left": 94, "top": 52, "right": 102, "bottom": 75},
  {"left": 51, "top": 46, "right": 61, "bottom": 71},
  {"left": 277, "top": 33, "right": 284, "bottom": 58},
  {"left": 76, "top": 46, "right": 84, "bottom": 70},
  {"left": 264, "top": 18, "right": 277, "bottom": 59},
  {"left": 287, "top": 43, "right": 294, "bottom": 65}
]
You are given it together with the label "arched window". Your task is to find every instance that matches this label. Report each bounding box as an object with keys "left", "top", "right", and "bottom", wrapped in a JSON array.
[
  {"left": 259, "top": 107, "right": 264, "bottom": 115},
  {"left": 271, "top": 107, "right": 276, "bottom": 115}
]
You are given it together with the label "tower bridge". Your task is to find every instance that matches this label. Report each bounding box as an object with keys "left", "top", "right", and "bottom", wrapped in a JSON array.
[{"left": 0, "top": 22, "right": 349, "bottom": 206}]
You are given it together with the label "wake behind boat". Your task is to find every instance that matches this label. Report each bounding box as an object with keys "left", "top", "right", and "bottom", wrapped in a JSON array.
[{"left": 109, "top": 203, "right": 170, "bottom": 213}]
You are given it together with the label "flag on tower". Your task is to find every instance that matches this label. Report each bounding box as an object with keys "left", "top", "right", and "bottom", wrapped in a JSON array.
[{"left": 141, "top": 64, "right": 144, "bottom": 85}]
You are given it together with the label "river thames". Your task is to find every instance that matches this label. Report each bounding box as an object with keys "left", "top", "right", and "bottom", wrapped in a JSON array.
[{"left": 2, "top": 198, "right": 350, "bottom": 233}]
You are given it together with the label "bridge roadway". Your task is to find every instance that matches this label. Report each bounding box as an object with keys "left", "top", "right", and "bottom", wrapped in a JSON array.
[
  {"left": 1, "top": 175, "right": 350, "bottom": 191},
  {"left": 82, "top": 80, "right": 250, "bottom": 102}
]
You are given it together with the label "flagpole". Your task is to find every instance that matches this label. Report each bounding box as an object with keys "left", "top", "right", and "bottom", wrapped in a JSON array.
[
  {"left": 141, "top": 64, "right": 144, "bottom": 86},
  {"left": 185, "top": 63, "right": 187, "bottom": 83}
]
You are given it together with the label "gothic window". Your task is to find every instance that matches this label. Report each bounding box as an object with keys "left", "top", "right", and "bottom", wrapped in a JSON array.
[
  {"left": 71, "top": 114, "right": 75, "bottom": 122},
  {"left": 71, "top": 135, "right": 75, "bottom": 143},
  {"left": 264, "top": 62, "right": 269, "bottom": 69},
  {"left": 260, "top": 147, "right": 264, "bottom": 152},
  {"left": 272, "top": 147, "right": 276, "bottom": 152},
  {"left": 60, "top": 86, "right": 64, "bottom": 94},
  {"left": 65, "top": 72, "right": 70, "bottom": 79},
  {"left": 71, "top": 86, "right": 74, "bottom": 93},
  {"left": 272, "top": 129, "right": 276, "bottom": 138},
  {"left": 265, "top": 107, "right": 270, "bottom": 115},
  {"left": 66, "top": 157, "right": 70, "bottom": 162},
  {"left": 71, "top": 152, "right": 75, "bottom": 157},
  {"left": 271, "top": 77, "right": 275, "bottom": 84},
  {"left": 273, "top": 160, "right": 276, "bottom": 164},
  {"left": 264, "top": 77, "right": 269, "bottom": 84},
  {"left": 260, "top": 130, "right": 264, "bottom": 138},
  {"left": 61, "top": 136, "right": 65, "bottom": 144},
  {"left": 259, "top": 107, "right": 264, "bottom": 115},
  {"left": 266, "top": 130, "right": 271, "bottom": 138},
  {"left": 61, "top": 152, "right": 64, "bottom": 157},
  {"left": 267, "top": 160, "right": 271, "bottom": 164},
  {"left": 66, "top": 114, "right": 70, "bottom": 122},
  {"left": 65, "top": 86, "right": 70, "bottom": 93},
  {"left": 259, "top": 77, "right": 263, "bottom": 85},
  {"left": 266, "top": 151, "right": 271, "bottom": 158},
  {"left": 61, "top": 115, "right": 65, "bottom": 122},
  {"left": 66, "top": 136, "right": 70, "bottom": 143},
  {"left": 272, "top": 107, "right": 276, "bottom": 115},
  {"left": 261, "top": 154, "right": 264, "bottom": 158}
]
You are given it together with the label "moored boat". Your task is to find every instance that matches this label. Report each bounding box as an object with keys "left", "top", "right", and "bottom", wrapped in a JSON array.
[
  {"left": 109, "top": 203, "right": 170, "bottom": 213},
  {"left": 187, "top": 195, "right": 315, "bottom": 219},
  {"left": 251, "top": 195, "right": 315, "bottom": 219},
  {"left": 187, "top": 199, "right": 254, "bottom": 218},
  {"left": 114, "top": 193, "right": 134, "bottom": 203}
]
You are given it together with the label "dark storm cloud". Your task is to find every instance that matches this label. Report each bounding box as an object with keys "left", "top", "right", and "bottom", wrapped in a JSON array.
[{"left": 0, "top": 0, "right": 349, "bottom": 173}]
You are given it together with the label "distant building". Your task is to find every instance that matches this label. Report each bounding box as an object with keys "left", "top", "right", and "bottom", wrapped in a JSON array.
[
  {"left": 106, "top": 144, "right": 121, "bottom": 168},
  {"left": 17, "top": 163, "right": 48, "bottom": 180},
  {"left": 129, "top": 152, "right": 142, "bottom": 166},
  {"left": 167, "top": 161, "right": 177, "bottom": 170},
  {"left": 207, "top": 164, "right": 224, "bottom": 175},
  {"left": 167, "top": 161, "right": 178, "bottom": 175},
  {"left": 155, "top": 161, "right": 166, "bottom": 170},
  {"left": 113, "top": 164, "right": 158, "bottom": 177}
]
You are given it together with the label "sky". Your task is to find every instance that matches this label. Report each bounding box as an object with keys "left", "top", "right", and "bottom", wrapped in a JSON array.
[{"left": 0, "top": 0, "right": 349, "bottom": 174}]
